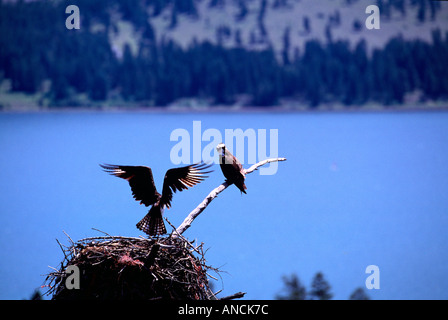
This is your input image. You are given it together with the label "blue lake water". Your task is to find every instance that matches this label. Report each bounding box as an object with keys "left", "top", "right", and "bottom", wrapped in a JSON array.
[{"left": 1, "top": 110, "right": 448, "bottom": 299}]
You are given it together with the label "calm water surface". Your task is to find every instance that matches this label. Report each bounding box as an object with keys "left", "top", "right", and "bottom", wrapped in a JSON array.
[{"left": 1, "top": 111, "right": 447, "bottom": 299}]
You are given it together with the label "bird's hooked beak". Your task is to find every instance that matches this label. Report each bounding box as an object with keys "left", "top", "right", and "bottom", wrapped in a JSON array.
[
  {"left": 216, "top": 143, "right": 225, "bottom": 155},
  {"left": 216, "top": 143, "right": 226, "bottom": 163}
]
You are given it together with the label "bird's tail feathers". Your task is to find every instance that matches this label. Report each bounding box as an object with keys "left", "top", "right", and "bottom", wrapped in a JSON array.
[
  {"left": 136, "top": 206, "right": 167, "bottom": 236},
  {"left": 237, "top": 181, "right": 247, "bottom": 194},
  {"left": 225, "top": 179, "right": 247, "bottom": 194}
]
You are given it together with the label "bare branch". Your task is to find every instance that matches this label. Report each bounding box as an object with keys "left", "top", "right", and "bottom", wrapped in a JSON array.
[
  {"left": 174, "top": 157, "right": 286, "bottom": 236},
  {"left": 220, "top": 291, "right": 246, "bottom": 300},
  {"left": 62, "top": 230, "right": 74, "bottom": 246},
  {"left": 244, "top": 157, "right": 287, "bottom": 174},
  {"left": 55, "top": 238, "right": 68, "bottom": 262},
  {"left": 174, "top": 181, "right": 229, "bottom": 237}
]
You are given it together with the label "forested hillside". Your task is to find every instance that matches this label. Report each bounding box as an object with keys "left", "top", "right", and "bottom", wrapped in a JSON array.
[{"left": 0, "top": 0, "right": 447, "bottom": 109}]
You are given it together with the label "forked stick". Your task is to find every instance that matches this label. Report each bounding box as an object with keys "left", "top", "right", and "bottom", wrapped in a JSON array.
[{"left": 173, "top": 157, "right": 286, "bottom": 236}]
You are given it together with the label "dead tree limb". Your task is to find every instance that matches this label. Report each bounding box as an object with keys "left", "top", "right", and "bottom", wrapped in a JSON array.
[
  {"left": 174, "top": 157, "right": 286, "bottom": 236},
  {"left": 244, "top": 157, "right": 287, "bottom": 174},
  {"left": 220, "top": 291, "right": 247, "bottom": 300}
]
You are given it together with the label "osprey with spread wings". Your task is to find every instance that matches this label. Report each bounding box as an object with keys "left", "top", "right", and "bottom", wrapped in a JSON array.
[{"left": 100, "top": 162, "right": 212, "bottom": 236}]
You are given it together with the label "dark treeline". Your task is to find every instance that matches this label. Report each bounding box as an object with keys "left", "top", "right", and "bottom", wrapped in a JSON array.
[
  {"left": 275, "top": 272, "right": 370, "bottom": 300},
  {"left": 1, "top": 0, "right": 447, "bottom": 108}
]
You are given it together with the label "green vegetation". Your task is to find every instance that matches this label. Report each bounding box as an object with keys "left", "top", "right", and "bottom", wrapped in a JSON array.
[
  {"left": 0, "top": 0, "right": 447, "bottom": 109},
  {"left": 276, "top": 272, "right": 370, "bottom": 300}
]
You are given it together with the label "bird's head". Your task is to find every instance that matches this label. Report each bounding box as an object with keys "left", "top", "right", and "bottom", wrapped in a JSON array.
[
  {"left": 216, "top": 143, "right": 225, "bottom": 152},
  {"left": 216, "top": 143, "right": 226, "bottom": 159}
]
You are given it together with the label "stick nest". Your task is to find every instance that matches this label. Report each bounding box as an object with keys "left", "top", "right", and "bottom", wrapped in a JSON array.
[{"left": 45, "top": 234, "right": 220, "bottom": 300}]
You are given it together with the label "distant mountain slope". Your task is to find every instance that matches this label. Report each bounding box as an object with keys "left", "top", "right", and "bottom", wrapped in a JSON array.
[
  {"left": 144, "top": 0, "right": 448, "bottom": 56},
  {"left": 1, "top": 0, "right": 447, "bottom": 109}
]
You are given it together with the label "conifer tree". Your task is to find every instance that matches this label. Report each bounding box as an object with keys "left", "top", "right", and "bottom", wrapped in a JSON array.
[
  {"left": 309, "top": 272, "right": 333, "bottom": 300},
  {"left": 275, "top": 274, "right": 307, "bottom": 300},
  {"left": 349, "top": 287, "right": 370, "bottom": 300}
]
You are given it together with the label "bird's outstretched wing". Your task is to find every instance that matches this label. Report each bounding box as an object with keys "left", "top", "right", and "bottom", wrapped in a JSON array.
[
  {"left": 160, "top": 162, "right": 212, "bottom": 208},
  {"left": 100, "top": 164, "right": 160, "bottom": 206}
]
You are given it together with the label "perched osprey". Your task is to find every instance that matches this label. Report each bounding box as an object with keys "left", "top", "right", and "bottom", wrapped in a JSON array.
[
  {"left": 100, "top": 162, "right": 212, "bottom": 236},
  {"left": 216, "top": 143, "right": 247, "bottom": 194}
]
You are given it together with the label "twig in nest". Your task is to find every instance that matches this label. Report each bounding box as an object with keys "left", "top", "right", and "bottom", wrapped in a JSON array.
[
  {"left": 63, "top": 230, "right": 74, "bottom": 246},
  {"left": 174, "top": 157, "right": 286, "bottom": 236},
  {"left": 144, "top": 244, "right": 160, "bottom": 266}
]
